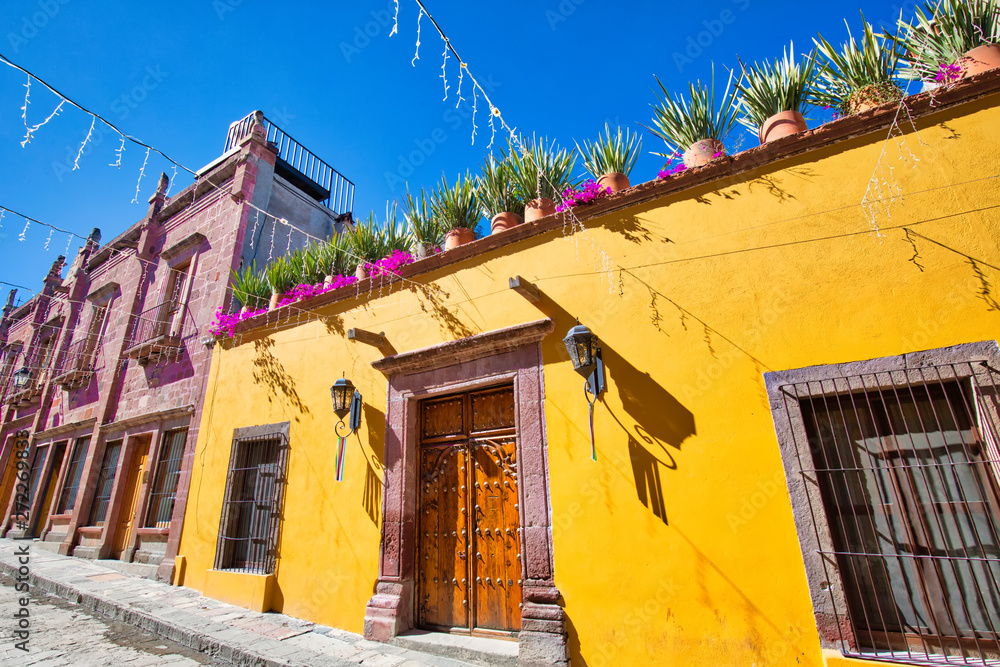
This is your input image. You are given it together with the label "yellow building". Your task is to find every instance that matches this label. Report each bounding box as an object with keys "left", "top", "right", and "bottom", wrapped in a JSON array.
[{"left": 176, "top": 70, "right": 1000, "bottom": 666}]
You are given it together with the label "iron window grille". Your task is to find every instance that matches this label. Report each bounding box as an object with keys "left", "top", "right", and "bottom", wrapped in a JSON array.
[
  {"left": 214, "top": 425, "right": 289, "bottom": 575},
  {"left": 145, "top": 428, "right": 188, "bottom": 528},
  {"left": 56, "top": 437, "right": 89, "bottom": 514},
  {"left": 24, "top": 446, "right": 49, "bottom": 509},
  {"left": 88, "top": 440, "right": 123, "bottom": 526},
  {"left": 774, "top": 357, "right": 1000, "bottom": 666}
]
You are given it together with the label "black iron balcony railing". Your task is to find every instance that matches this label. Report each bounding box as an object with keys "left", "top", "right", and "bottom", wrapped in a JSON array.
[
  {"left": 124, "top": 300, "right": 182, "bottom": 365},
  {"left": 52, "top": 337, "right": 97, "bottom": 388},
  {"left": 225, "top": 111, "right": 355, "bottom": 215}
]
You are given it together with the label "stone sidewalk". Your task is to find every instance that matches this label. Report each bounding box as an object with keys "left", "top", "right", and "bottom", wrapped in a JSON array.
[{"left": 0, "top": 538, "right": 475, "bottom": 667}]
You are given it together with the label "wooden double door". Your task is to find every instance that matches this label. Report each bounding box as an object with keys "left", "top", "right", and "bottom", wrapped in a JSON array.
[{"left": 417, "top": 386, "right": 522, "bottom": 636}]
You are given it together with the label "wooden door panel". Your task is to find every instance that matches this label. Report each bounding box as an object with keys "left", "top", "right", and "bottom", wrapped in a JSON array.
[
  {"left": 472, "top": 437, "right": 521, "bottom": 633},
  {"left": 418, "top": 386, "right": 521, "bottom": 636},
  {"left": 417, "top": 445, "right": 469, "bottom": 630},
  {"left": 112, "top": 437, "right": 149, "bottom": 558}
]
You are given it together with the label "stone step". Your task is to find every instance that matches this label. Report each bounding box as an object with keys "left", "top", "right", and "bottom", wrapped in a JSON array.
[
  {"left": 94, "top": 559, "right": 160, "bottom": 580},
  {"left": 390, "top": 629, "right": 518, "bottom": 667}
]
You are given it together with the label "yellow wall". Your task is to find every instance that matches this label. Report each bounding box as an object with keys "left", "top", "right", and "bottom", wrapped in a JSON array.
[{"left": 177, "top": 92, "right": 1000, "bottom": 665}]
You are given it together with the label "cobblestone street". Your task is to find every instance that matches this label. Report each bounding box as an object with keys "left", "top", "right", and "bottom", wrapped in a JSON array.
[{"left": 0, "top": 573, "right": 222, "bottom": 666}]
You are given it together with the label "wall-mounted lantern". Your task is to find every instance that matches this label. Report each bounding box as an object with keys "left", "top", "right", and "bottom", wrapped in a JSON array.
[
  {"left": 330, "top": 375, "right": 363, "bottom": 436},
  {"left": 330, "top": 374, "right": 363, "bottom": 482},
  {"left": 563, "top": 321, "right": 605, "bottom": 461},
  {"left": 12, "top": 367, "right": 31, "bottom": 390},
  {"left": 563, "top": 320, "right": 605, "bottom": 398}
]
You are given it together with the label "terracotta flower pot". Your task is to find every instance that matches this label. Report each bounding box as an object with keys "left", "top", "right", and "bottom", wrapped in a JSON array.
[
  {"left": 239, "top": 306, "right": 249, "bottom": 316},
  {"left": 524, "top": 198, "right": 556, "bottom": 223},
  {"left": 597, "top": 172, "right": 630, "bottom": 193},
  {"left": 759, "top": 110, "right": 808, "bottom": 144},
  {"left": 268, "top": 293, "right": 281, "bottom": 310},
  {"left": 355, "top": 264, "right": 368, "bottom": 280},
  {"left": 962, "top": 44, "right": 1000, "bottom": 78},
  {"left": 682, "top": 139, "right": 726, "bottom": 168},
  {"left": 444, "top": 227, "right": 475, "bottom": 250},
  {"left": 490, "top": 212, "right": 523, "bottom": 235}
]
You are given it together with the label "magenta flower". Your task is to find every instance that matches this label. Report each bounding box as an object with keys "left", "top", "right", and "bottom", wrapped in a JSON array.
[
  {"left": 555, "top": 180, "right": 613, "bottom": 212},
  {"left": 657, "top": 163, "right": 687, "bottom": 180}
]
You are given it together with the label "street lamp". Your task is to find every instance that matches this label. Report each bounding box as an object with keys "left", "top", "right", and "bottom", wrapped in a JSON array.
[
  {"left": 330, "top": 375, "right": 363, "bottom": 437},
  {"left": 12, "top": 367, "right": 31, "bottom": 390}
]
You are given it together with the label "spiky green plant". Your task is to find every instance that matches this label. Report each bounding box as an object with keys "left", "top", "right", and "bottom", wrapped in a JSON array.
[
  {"left": 477, "top": 154, "right": 524, "bottom": 220},
  {"left": 230, "top": 260, "right": 270, "bottom": 310},
  {"left": 349, "top": 213, "right": 387, "bottom": 265},
  {"left": 311, "top": 233, "right": 352, "bottom": 279},
  {"left": 648, "top": 64, "right": 740, "bottom": 159},
  {"left": 815, "top": 15, "right": 903, "bottom": 114},
  {"left": 380, "top": 202, "right": 414, "bottom": 254},
  {"left": 896, "top": 0, "right": 1000, "bottom": 81},
  {"left": 264, "top": 256, "right": 295, "bottom": 295},
  {"left": 575, "top": 123, "right": 642, "bottom": 178},
  {"left": 506, "top": 137, "right": 578, "bottom": 202},
  {"left": 736, "top": 42, "right": 821, "bottom": 134},
  {"left": 431, "top": 172, "right": 482, "bottom": 231},
  {"left": 401, "top": 186, "right": 446, "bottom": 250}
]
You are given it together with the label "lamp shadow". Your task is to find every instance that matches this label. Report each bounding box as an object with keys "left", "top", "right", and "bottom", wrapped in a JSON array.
[{"left": 533, "top": 293, "right": 696, "bottom": 526}]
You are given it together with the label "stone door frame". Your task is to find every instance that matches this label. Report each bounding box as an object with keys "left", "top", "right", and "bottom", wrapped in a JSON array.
[{"left": 364, "top": 319, "right": 568, "bottom": 666}]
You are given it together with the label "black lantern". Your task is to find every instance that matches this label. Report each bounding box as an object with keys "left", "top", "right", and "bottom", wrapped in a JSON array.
[
  {"left": 330, "top": 375, "right": 363, "bottom": 437},
  {"left": 12, "top": 367, "right": 31, "bottom": 389},
  {"left": 563, "top": 321, "right": 605, "bottom": 398},
  {"left": 563, "top": 320, "right": 599, "bottom": 375}
]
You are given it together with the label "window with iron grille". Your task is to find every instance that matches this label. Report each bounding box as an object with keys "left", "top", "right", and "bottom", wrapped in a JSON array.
[
  {"left": 214, "top": 423, "right": 289, "bottom": 575},
  {"left": 145, "top": 428, "right": 187, "bottom": 528},
  {"left": 88, "top": 439, "right": 123, "bottom": 526},
  {"left": 767, "top": 343, "right": 1000, "bottom": 666},
  {"left": 56, "top": 437, "right": 89, "bottom": 514}
]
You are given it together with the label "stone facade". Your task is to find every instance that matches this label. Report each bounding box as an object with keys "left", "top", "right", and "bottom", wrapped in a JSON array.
[{"left": 0, "top": 111, "right": 349, "bottom": 582}]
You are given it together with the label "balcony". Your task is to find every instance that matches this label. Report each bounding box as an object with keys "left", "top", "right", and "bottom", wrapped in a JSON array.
[
  {"left": 52, "top": 338, "right": 97, "bottom": 389},
  {"left": 124, "top": 301, "right": 183, "bottom": 366},
  {"left": 225, "top": 111, "right": 355, "bottom": 214}
]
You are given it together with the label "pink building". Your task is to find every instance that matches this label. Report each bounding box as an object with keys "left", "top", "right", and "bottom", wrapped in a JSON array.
[{"left": 0, "top": 111, "right": 352, "bottom": 581}]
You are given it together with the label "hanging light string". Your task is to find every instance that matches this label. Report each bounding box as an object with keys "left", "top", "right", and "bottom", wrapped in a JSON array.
[{"left": 404, "top": 0, "right": 616, "bottom": 291}]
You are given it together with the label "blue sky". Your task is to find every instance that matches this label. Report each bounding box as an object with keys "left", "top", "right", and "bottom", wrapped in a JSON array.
[{"left": 0, "top": 0, "right": 916, "bottom": 301}]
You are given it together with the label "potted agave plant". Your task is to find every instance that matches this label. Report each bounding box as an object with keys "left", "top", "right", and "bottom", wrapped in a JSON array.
[
  {"left": 508, "top": 137, "right": 578, "bottom": 223},
  {"left": 575, "top": 123, "right": 641, "bottom": 193},
  {"left": 815, "top": 15, "right": 904, "bottom": 114},
  {"left": 478, "top": 154, "right": 524, "bottom": 235},
  {"left": 432, "top": 172, "right": 482, "bottom": 250},
  {"left": 264, "top": 256, "right": 294, "bottom": 310},
  {"left": 896, "top": 0, "right": 1000, "bottom": 83},
  {"left": 349, "top": 213, "right": 383, "bottom": 279},
  {"left": 401, "top": 186, "right": 445, "bottom": 257},
  {"left": 649, "top": 63, "right": 741, "bottom": 168},
  {"left": 737, "top": 42, "right": 820, "bottom": 144},
  {"left": 230, "top": 260, "right": 269, "bottom": 314}
]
